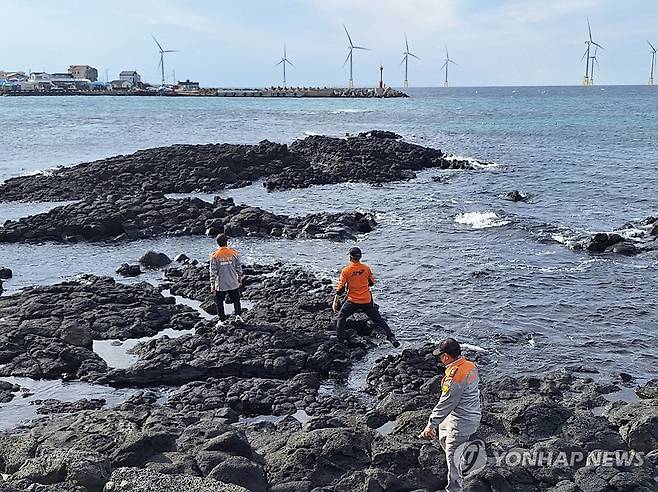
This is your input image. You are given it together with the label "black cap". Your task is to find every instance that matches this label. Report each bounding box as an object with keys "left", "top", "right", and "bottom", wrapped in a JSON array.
[
  {"left": 349, "top": 247, "right": 362, "bottom": 260},
  {"left": 432, "top": 338, "right": 461, "bottom": 358}
]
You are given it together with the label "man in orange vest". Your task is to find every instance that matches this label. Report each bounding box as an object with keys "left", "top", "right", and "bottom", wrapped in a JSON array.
[
  {"left": 210, "top": 234, "right": 243, "bottom": 323},
  {"left": 333, "top": 247, "right": 400, "bottom": 347},
  {"left": 420, "top": 338, "right": 482, "bottom": 492}
]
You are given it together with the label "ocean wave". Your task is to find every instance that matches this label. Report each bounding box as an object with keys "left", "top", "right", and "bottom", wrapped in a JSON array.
[
  {"left": 455, "top": 211, "right": 510, "bottom": 229},
  {"left": 444, "top": 154, "right": 498, "bottom": 169},
  {"left": 330, "top": 109, "right": 374, "bottom": 114}
]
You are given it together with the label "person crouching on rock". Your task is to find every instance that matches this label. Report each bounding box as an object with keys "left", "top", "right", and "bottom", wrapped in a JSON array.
[
  {"left": 210, "top": 234, "right": 243, "bottom": 325},
  {"left": 419, "top": 338, "right": 481, "bottom": 492},
  {"left": 332, "top": 247, "right": 400, "bottom": 347}
]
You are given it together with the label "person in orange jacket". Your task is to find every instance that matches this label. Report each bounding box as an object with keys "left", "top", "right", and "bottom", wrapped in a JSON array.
[
  {"left": 332, "top": 247, "right": 400, "bottom": 347},
  {"left": 420, "top": 338, "right": 482, "bottom": 492}
]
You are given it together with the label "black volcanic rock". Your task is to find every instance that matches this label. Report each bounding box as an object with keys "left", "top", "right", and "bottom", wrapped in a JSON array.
[
  {"left": 0, "top": 275, "right": 200, "bottom": 380},
  {"left": 0, "top": 132, "right": 488, "bottom": 202},
  {"left": 0, "top": 193, "right": 377, "bottom": 244}
]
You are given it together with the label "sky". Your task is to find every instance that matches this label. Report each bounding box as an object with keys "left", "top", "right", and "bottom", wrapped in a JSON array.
[{"left": 2, "top": 0, "right": 657, "bottom": 87}]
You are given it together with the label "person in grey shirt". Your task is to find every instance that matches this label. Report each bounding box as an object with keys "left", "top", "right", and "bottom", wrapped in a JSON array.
[
  {"left": 209, "top": 234, "right": 243, "bottom": 323},
  {"left": 419, "top": 338, "right": 481, "bottom": 492}
]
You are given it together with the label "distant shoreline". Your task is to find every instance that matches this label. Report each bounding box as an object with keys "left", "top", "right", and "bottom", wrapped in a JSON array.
[{"left": 1, "top": 86, "right": 408, "bottom": 98}]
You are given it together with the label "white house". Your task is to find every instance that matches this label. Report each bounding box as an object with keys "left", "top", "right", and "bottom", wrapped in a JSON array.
[{"left": 119, "top": 71, "right": 141, "bottom": 86}]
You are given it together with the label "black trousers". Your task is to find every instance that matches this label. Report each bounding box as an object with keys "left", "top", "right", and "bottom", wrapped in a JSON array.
[
  {"left": 336, "top": 300, "right": 394, "bottom": 340},
  {"left": 215, "top": 289, "right": 242, "bottom": 320}
]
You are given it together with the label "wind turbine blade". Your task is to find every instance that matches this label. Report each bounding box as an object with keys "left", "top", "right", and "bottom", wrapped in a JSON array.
[
  {"left": 400, "top": 56, "right": 407, "bottom": 66},
  {"left": 343, "top": 25, "right": 354, "bottom": 47},
  {"left": 353, "top": 46, "right": 370, "bottom": 50},
  {"left": 286, "top": 60, "right": 296, "bottom": 68},
  {"left": 343, "top": 51, "right": 351, "bottom": 67},
  {"left": 152, "top": 35, "right": 164, "bottom": 52},
  {"left": 587, "top": 18, "right": 592, "bottom": 42},
  {"left": 449, "top": 60, "right": 458, "bottom": 66},
  {"left": 648, "top": 41, "right": 656, "bottom": 52},
  {"left": 157, "top": 57, "right": 162, "bottom": 70},
  {"left": 441, "top": 61, "right": 448, "bottom": 70},
  {"left": 409, "top": 52, "right": 420, "bottom": 60},
  {"left": 445, "top": 45, "right": 449, "bottom": 58},
  {"left": 163, "top": 50, "right": 179, "bottom": 53},
  {"left": 275, "top": 60, "right": 284, "bottom": 67},
  {"left": 581, "top": 49, "right": 589, "bottom": 61},
  {"left": 591, "top": 42, "right": 603, "bottom": 50},
  {"left": 405, "top": 34, "right": 409, "bottom": 53}
]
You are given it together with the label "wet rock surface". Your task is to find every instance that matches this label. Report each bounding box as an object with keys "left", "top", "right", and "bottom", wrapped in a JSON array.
[
  {"left": 0, "top": 381, "right": 20, "bottom": 404},
  {"left": 0, "top": 193, "right": 376, "bottom": 244},
  {"left": 0, "top": 131, "right": 486, "bottom": 202},
  {"left": 0, "top": 275, "right": 199, "bottom": 379},
  {"left": 504, "top": 190, "right": 530, "bottom": 202},
  {"left": 97, "top": 264, "right": 376, "bottom": 388},
  {"left": 1, "top": 265, "right": 656, "bottom": 491},
  {"left": 573, "top": 216, "right": 658, "bottom": 257}
]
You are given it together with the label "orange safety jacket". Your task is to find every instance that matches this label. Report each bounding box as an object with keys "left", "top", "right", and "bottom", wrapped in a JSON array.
[
  {"left": 428, "top": 356, "right": 481, "bottom": 436},
  {"left": 336, "top": 260, "right": 376, "bottom": 304}
]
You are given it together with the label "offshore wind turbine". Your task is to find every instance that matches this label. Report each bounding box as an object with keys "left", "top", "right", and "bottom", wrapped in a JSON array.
[
  {"left": 275, "top": 43, "right": 295, "bottom": 87},
  {"left": 440, "top": 46, "right": 457, "bottom": 87},
  {"left": 582, "top": 19, "right": 603, "bottom": 86},
  {"left": 400, "top": 34, "right": 420, "bottom": 88},
  {"left": 648, "top": 41, "right": 656, "bottom": 85},
  {"left": 152, "top": 35, "right": 179, "bottom": 87},
  {"left": 589, "top": 46, "right": 599, "bottom": 85},
  {"left": 343, "top": 25, "right": 369, "bottom": 88}
]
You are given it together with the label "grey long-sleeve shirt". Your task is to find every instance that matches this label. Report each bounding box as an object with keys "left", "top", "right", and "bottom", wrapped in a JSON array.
[
  {"left": 209, "top": 246, "right": 243, "bottom": 292},
  {"left": 428, "top": 356, "right": 481, "bottom": 437}
]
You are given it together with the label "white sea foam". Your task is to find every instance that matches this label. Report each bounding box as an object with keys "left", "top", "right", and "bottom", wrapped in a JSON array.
[
  {"left": 330, "top": 108, "right": 374, "bottom": 114},
  {"left": 461, "top": 343, "right": 487, "bottom": 352},
  {"left": 444, "top": 154, "right": 498, "bottom": 169},
  {"left": 455, "top": 211, "right": 510, "bottom": 229}
]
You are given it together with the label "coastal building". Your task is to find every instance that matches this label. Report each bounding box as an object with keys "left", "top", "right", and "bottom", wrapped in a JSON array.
[
  {"left": 110, "top": 79, "right": 133, "bottom": 90},
  {"left": 0, "top": 71, "right": 27, "bottom": 82},
  {"left": 68, "top": 65, "right": 98, "bottom": 82},
  {"left": 176, "top": 79, "right": 200, "bottom": 92},
  {"left": 20, "top": 72, "right": 55, "bottom": 91},
  {"left": 119, "top": 71, "right": 141, "bottom": 86}
]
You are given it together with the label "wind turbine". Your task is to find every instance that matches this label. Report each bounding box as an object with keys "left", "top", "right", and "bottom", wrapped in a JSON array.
[
  {"left": 275, "top": 43, "right": 295, "bottom": 87},
  {"left": 648, "top": 41, "right": 656, "bottom": 86},
  {"left": 582, "top": 19, "right": 603, "bottom": 86},
  {"left": 400, "top": 34, "right": 420, "bottom": 88},
  {"left": 343, "top": 25, "right": 369, "bottom": 89},
  {"left": 441, "top": 46, "right": 457, "bottom": 87},
  {"left": 152, "top": 35, "right": 179, "bottom": 87},
  {"left": 589, "top": 46, "right": 599, "bottom": 85}
]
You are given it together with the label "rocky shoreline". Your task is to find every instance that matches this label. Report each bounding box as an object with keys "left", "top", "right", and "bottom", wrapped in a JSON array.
[
  {"left": 0, "top": 131, "right": 485, "bottom": 203},
  {"left": 0, "top": 193, "right": 376, "bottom": 244},
  {"left": 0, "top": 259, "right": 656, "bottom": 491}
]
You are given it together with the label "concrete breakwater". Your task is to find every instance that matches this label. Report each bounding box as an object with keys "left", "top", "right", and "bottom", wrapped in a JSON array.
[{"left": 2, "top": 86, "right": 408, "bottom": 98}]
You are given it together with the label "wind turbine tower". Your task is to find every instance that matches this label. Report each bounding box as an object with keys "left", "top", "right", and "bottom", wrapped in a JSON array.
[
  {"left": 401, "top": 34, "right": 420, "bottom": 88},
  {"left": 275, "top": 43, "right": 295, "bottom": 87},
  {"left": 589, "top": 46, "right": 599, "bottom": 85},
  {"left": 441, "top": 46, "right": 457, "bottom": 87},
  {"left": 648, "top": 41, "right": 656, "bottom": 85},
  {"left": 152, "top": 35, "right": 179, "bottom": 87},
  {"left": 343, "top": 25, "right": 369, "bottom": 88},
  {"left": 582, "top": 19, "right": 603, "bottom": 86}
]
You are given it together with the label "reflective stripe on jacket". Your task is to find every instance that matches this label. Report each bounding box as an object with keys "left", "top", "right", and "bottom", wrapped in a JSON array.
[
  {"left": 428, "top": 357, "right": 481, "bottom": 437},
  {"left": 209, "top": 247, "right": 243, "bottom": 292},
  {"left": 336, "top": 261, "right": 376, "bottom": 304}
]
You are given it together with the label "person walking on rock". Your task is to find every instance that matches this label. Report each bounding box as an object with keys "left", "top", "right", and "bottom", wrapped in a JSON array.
[
  {"left": 333, "top": 247, "right": 400, "bottom": 347},
  {"left": 419, "top": 338, "right": 481, "bottom": 492},
  {"left": 210, "top": 234, "right": 243, "bottom": 324}
]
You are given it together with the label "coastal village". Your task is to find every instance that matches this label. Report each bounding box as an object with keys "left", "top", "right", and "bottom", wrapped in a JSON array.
[{"left": 0, "top": 65, "right": 406, "bottom": 98}]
